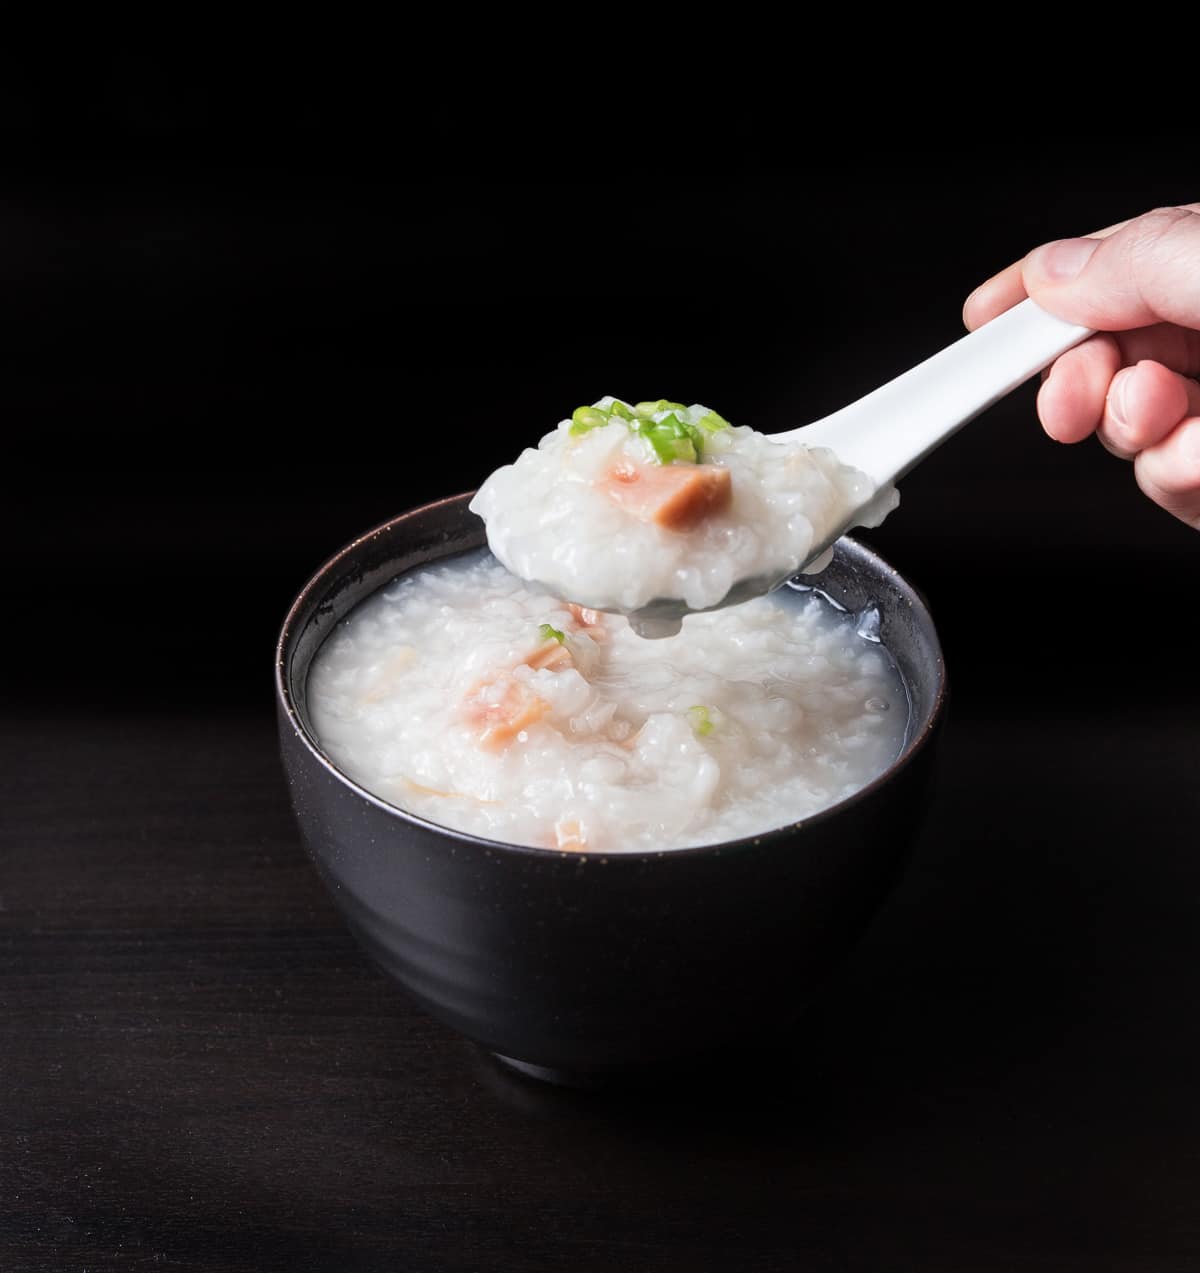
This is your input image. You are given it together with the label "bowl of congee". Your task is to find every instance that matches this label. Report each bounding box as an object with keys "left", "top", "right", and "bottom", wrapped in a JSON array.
[{"left": 275, "top": 399, "right": 945, "bottom": 1084}]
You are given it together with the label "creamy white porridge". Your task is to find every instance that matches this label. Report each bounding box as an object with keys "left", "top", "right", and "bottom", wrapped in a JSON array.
[
  {"left": 469, "top": 398, "right": 899, "bottom": 622},
  {"left": 306, "top": 548, "right": 907, "bottom": 853}
]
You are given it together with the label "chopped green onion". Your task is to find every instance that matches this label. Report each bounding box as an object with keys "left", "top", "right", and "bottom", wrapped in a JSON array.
[
  {"left": 637, "top": 412, "right": 702, "bottom": 464},
  {"left": 633, "top": 399, "right": 686, "bottom": 419},
  {"left": 569, "top": 405, "right": 611, "bottom": 436},
  {"left": 641, "top": 426, "right": 696, "bottom": 464},
  {"left": 678, "top": 417, "right": 705, "bottom": 452},
  {"left": 696, "top": 410, "right": 730, "bottom": 433},
  {"left": 687, "top": 705, "right": 716, "bottom": 736},
  {"left": 538, "top": 623, "right": 566, "bottom": 645},
  {"left": 568, "top": 399, "right": 731, "bottom": 458}
]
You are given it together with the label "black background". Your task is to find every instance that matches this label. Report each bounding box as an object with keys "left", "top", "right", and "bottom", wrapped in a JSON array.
[{"left": 3, "top": 62, "right": 1200, "bottom": 1271}]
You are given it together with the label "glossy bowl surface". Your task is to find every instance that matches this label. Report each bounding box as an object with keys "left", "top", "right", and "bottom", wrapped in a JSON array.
[{"left": 275, "top": 494, "right": 946, "bottom": 1083}]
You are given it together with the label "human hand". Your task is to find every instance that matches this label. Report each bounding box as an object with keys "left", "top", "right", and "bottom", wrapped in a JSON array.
[{"left": 964, "top": 205, "right": 1200, "bottom": 529}]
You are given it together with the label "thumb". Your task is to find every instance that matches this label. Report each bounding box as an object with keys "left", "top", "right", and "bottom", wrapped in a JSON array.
[{"left": 1023, "top": 206, "right": 1200, "bottom": 334}]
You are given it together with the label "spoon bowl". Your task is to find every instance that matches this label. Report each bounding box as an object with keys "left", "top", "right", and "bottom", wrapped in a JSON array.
[{"left": 621, "top": 299, "right": 1092, "bottom": 635}]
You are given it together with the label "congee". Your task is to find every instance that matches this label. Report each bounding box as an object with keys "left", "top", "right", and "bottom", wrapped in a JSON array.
[
  {"left": 306, "top": 548, "right": 908, "bottom": 853},
  {"left": 469, "top": 397, "right": 899, "bottom": 617}
]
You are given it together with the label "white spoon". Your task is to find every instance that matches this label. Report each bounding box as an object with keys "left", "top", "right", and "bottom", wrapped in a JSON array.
[{"left": 627, "top": 299, "right": 1093, "bottom": 637}]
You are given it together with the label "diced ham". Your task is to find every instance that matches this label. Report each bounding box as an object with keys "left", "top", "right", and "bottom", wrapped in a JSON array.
[
  {"left": 462, "top": 676, "right": 549, "bottom": 750},
  {"left": 568, "top": 603, "right": 603, "bottom": 628},
  {"left": 600, "top": 461, "right": 732, "bottom": 531},
  {"left": 525, "top": 640, "right": 574, "bottom": 672},
  {"left": 461, "top": 610, "right": 614, "bottom": 751},
  {"left": 400, "top": 777, "right": 497, "bottom": 804},
  {"left": 554, "top": 817, "right": 588, "bottom": 852},
  {"left": 461, "top": 629, "right": 587, "bottom": 749},
  {"left": 567, "top": 603, "right": 608, "bottom": 642},
  {"left": 359, "top": 646, "right": 418, "bottom": 703}
]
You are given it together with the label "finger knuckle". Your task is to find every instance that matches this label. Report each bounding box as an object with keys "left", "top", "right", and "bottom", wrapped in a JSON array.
[
  {"left": 1137, "top": 206, "right": 1198, "bottom": 238},
  {"left": 1127, "top": 207, "right": 1196, "bottom": 267},
  {"left": 1142, "top": 420, "right": 1200, "bottom": 492},
  {"left": 1177, "top": 420, "right": 1200, "bottom": 477},
  {"left": 1120, "top": 208, "right": 1200, "bottom": 320}
]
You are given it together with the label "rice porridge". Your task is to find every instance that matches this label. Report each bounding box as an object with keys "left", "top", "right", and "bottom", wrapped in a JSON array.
[
  {"left": 470, "top": 397, "right": 899, "bottom": 622},
  {"left": 306, "top": 548, "right": 908, "bottom": 853}
]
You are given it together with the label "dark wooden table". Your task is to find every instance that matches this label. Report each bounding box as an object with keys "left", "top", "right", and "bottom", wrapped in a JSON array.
[{"left": 5, "top": 679, "right": 1199, "bottom": 1270}]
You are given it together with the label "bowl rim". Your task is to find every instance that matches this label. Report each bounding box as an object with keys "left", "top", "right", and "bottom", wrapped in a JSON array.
[{"left": 275, "top": 493, "right": 947, "bottom": 861}]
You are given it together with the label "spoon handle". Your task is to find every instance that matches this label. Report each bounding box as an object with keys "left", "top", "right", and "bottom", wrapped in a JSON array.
[{"left": 784, "top": 299, "right": 1093, "bottom": 485}]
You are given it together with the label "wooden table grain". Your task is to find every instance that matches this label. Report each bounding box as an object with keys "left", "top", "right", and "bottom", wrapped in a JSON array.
[{"left": 4, "top": 703, "right": 1199, "bottom": 1272}]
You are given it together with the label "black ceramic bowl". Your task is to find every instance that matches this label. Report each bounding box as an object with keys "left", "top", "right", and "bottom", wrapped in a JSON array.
[{"left": 276, "top": 494, "right": 945, "bottom": 1084}]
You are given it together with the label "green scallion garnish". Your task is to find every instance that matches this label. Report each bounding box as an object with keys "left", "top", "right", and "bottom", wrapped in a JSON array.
[
  {"left": 538, "top": 623, "right": 566, "bottom": 645},
  {"left": 569, "top": 405, "right": 610, "bottom": 436},
  {"left": 565, "top": 399, "right": 731, "bottom": 463},
  {"left": 687, "top": 705, "right": 716, "bottom": 736},
  {"left": 696, "top": 409, "right": 730, "bottom": 433},
  {"left": 633, "top": 399, "right": 686, "bottom": 419},
  {"left": 637, "top": 412, "right": 704, "bottom": 464}
]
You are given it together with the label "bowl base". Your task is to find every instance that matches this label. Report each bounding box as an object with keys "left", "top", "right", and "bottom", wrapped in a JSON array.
[
  {"left": 489, "top": 1042, "right": 779, "bottom": 1090},
  {"left": 491, "top": 1052, "right": 615, "bottom": 1089}
]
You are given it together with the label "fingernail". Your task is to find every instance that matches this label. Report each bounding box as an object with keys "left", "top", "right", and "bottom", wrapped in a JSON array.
[{"left": 1028, "top": 237, "right": 1099, "bottom": 283}]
